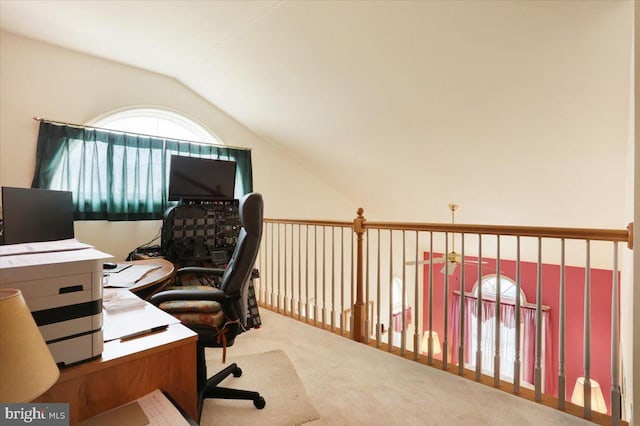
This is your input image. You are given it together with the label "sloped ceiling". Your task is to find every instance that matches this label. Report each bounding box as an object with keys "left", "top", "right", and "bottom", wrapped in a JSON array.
[{"left": 0, "top": 1, "right": 632, "bottom": 227}]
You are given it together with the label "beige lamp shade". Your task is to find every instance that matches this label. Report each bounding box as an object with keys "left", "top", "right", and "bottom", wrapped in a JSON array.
[
  {"left": 570, "top": 376, "right": 607, "bottom": 414},
  {"left": 0, "top": 289, "right": 60, "bottom": 402},
  {"left": 420, "top": 330, "right": 442, "bottom": 355}
]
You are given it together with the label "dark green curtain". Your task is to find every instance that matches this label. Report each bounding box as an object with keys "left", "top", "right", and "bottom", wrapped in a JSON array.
[{"left": 31, "top": 121, "right": 253, "bottom": 221}]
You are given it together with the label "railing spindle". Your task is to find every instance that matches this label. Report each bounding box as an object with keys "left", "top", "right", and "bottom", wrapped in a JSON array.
[
  {"left": 513, "top": 237, "right": 522, "bottom": 393},
  {"left": 428, "top": 232, "right": 434, "bottom": 365},
  {"left": 341, "top": 227, "right": 345, "bottom": 333},
  {"left": 494, "top": 235, "right": 501, "bottom": 387},
  {"left": 331, "top": 227, "right": 335, "bottom": 332},
  {"left": 414, "top": 231, "right": 420, "bottom": 361},
  {"left": 558, "top": 238, "right": 566, "bottom": 409},
  {"left": 291, "top": 223, "right": 295, "bottom": 316},
  {"left": 263, "top": 229, "right": 267, "bottom": 302},
  {"left": 513, "top": 236, "right": 521, "bottom": 393},
  {"left": 376, "top": 228, "right": 382, "bottom": 348},
  {"left": 401, "top": 230, "right": 406, "bottom": 355},
  {"left": 583, "top": 240, "right": 593, "bottom": 418},
  {"left": 278, "top": 223, "right": 282, "bottom": 312},
  {"left": 298, "top": 224, "right": 302, "bottom": 320},
  {"left": 476, "top": 235, "right": 483, "bottom": 381},
  {"left": 322, "top": 226, "right": 326, "bottom": 327},
  {"left": 388, "top": 230, "right": 394, "bottom": 352},
  {"left": 458, "top": 233, "right": 465, "bottom": 376},
  {"left": 443, "top": 232, "right": 449, "bottom": 370},
  {"left": 365, "top": 227, "right": 370, "bottom": 343},
  {"left": 314, "top": 226, "right": 318, "bottom": 325},
  {"left": 283, "top": 224, "right": 287, "bottom": 316},
  {"left": 271, "top": 222, "right": 275, "bottom": 308},
  {"left": 351, "top": 223, "right": 356, "bottom": 339},
  {"left": 611, "top": 241, "right": 621, "bottom": 425},
  {"left": 305, "top": 225, "right": 309, "bottom": 323},
  {"left": 535, "top": 238, "right": 543, "bottom": 401}
]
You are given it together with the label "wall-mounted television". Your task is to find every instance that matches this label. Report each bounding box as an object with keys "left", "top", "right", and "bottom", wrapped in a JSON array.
[
  {"left": 168, "top": 155, "right": 237, "bottom": 202},
  {"left": 1, "top": 186, "right": 74, "bottom": 245}
]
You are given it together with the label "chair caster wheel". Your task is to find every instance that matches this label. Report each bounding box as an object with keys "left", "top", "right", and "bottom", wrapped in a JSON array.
[
  {"left": 233, "top": 367, "right": 242, "bottom": 377},
  {"left": 254, "top": 396, "right": 266, "bottom": 409}
]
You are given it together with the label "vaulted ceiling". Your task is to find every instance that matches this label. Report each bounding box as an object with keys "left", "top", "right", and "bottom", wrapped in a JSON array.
[{"left": 0, "top": 1, "right": 632, "bottom": 226}]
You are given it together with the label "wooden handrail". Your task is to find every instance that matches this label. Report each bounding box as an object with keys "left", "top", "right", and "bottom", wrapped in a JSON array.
[
  {"left": 265, "top": 218, "right": 633, "bottom": 248},
  {"left": 365, "top": 221, "right": 632, "bottom": 243},
  {"left": 264, "top": 218, "right": 352, "bottom": 227}
]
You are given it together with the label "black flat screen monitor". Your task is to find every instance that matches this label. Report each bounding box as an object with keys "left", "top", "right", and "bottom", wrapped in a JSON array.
[
  {"left": 1, "top": 187, "right": 75, "bottom": 245},
  {"left": 168, "top": 156, "right": 237, "bottom": 202}
]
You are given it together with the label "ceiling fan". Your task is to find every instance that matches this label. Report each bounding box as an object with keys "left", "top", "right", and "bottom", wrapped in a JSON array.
[{"left": 406, "top": 203, "right": 486, "bottom": 275}]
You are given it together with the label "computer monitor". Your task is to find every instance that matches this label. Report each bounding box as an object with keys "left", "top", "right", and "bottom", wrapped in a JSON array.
[
  {"left": 168, "top": 155, "right": 236, "bottom": 202},
  {"left": 1, "top": 187, "right": 75, "bottom": 245}
]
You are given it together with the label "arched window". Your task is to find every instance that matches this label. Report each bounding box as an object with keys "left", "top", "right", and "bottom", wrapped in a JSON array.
[
  {"left": 466, "top": 275, "right": 546, "bottom": 390},
  {"left": 91, "top": 107, "right": 219, "bottom": 143},
  {"left": 472, "top": 275, "right": 524, "bottom": 303},
  {"left": 32, "top": 107, "right": 253, "bottom": 220}
]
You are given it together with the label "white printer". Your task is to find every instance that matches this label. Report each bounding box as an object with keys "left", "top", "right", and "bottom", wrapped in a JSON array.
[{"left": 0, "top": 240, "right": 111, "bottom": 366}]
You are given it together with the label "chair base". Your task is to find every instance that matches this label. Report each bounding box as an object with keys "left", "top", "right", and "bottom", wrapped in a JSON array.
[
  {"left": 202, "top": 363, "right": 266, "bottom": 407},
  {"left": 196, "top": 347, "right": 266, "bottom": 421}
]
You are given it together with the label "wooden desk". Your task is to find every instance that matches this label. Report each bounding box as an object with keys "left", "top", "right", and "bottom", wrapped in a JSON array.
[
  {"left": 35, "top": 305, "right": 198, "bottom": 425},
  {"left": 125, "top": 258, "right": 175, "bottom": 299}
]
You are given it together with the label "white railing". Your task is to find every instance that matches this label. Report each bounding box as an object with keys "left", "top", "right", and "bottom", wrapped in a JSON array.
[{"left": 254, "top": 211, "right": 633, "bottom": 426}]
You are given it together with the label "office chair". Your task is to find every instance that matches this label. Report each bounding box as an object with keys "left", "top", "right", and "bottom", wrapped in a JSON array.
[{"left": 150, "top": 192, "right": 266, "bottom": 419}]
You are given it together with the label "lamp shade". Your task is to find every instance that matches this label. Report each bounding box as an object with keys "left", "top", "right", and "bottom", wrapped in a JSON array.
[
  {"left": 420, "top": 330, "right": 442, "bottom": 355},
  {"left": 570, "top": 377, "right": 607, "bottom": 414},
  {"left": 0, "top": 289, "right": 59, "bottom": 402}
]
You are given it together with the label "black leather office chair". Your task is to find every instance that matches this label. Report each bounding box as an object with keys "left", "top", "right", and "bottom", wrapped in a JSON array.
[{"left": 150, "top": 192, "right": 266, "bottom": 419}]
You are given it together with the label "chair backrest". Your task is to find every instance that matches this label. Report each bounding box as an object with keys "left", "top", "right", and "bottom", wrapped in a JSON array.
[{"left": 220, "top": 193, "right": 263, "bottom": 303}]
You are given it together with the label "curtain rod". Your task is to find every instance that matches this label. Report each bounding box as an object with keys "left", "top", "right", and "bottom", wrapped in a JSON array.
[
  {"left": 453, "top": 290, "right": 551, "bottom": 311},
  {"left": 32, "top": 116, "right": 252, "bottom": 152}
]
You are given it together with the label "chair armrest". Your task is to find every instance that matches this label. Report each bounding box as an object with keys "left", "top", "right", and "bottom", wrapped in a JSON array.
[
  {"left": 176, "top": 267, "right": 226, "bottom": 277},
  {"left": 149, "top": 287, "right": 226, "bottom": 306}
]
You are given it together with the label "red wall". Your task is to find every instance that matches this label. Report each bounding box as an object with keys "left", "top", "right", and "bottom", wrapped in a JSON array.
[{"left": 422, "top": 252, "right": 615, "bottom": 414}]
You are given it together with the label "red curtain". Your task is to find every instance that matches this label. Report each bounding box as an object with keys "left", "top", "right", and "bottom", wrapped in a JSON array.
[
  {"left": 450, "top": 294, "right": 552, "bottom": 392},
  {"left": 392, "top": 306, "right": 412, "bottom": 332}
]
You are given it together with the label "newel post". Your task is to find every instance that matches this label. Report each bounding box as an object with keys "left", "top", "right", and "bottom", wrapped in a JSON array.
[{"left": 353, "top": 208, "right": 367, "bottom": 342}]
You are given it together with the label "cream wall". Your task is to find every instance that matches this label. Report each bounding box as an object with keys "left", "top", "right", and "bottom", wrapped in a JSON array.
[{"left": 0, "top": 31, "right": 353, "bottom": 260}]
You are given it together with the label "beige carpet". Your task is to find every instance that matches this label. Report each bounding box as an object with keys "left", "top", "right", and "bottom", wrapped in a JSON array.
[
  {"left": 204, "top": 309, "right": 594, "bottom": 426},
  {"left": 200, "top": 349, "right": 320, "bottom": 426}
]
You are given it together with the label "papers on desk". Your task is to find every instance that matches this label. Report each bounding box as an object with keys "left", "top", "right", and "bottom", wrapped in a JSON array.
[
  {"left": 0, "top": 238, "right": 94, "bottom": 256},
  {"left": 0, "top": 245, "right": 111, "bottom": 269},
  {"left": 103, "top": 290, "right": 147, "bottom": 312},
  {"left": 79, "top": 389, "right": 191, "bottom": 426},
  {"left": 102, "top": 289, "right": 180, "bottom": 341},
  {"left": 104, "top": 264, "right": 162, "bottom": 288}
]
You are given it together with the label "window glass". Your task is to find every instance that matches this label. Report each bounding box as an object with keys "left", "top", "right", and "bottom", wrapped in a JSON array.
[
  {"left": 91, "top": 107, "right": 219, "bottom": 143},
  {"left": 473, "top": 275, "right": 523, "bottom": 302}
]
